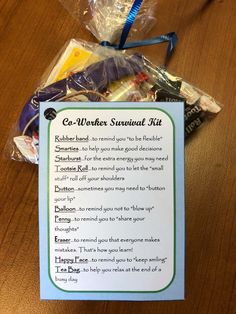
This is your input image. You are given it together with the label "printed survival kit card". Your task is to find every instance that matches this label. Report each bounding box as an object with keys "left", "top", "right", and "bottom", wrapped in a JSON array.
[{"left": 39, "top": 102, "right": 185, "bottom": 301}]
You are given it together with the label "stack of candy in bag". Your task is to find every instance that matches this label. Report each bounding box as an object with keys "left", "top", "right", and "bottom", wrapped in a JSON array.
[{"left": 12, "top": 0, "right": 222, "bottom": 164}]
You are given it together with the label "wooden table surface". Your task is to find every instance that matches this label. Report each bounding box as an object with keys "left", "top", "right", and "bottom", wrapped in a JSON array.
[{"left": 0, "top": 0, "right": 235, "bottom": 313}]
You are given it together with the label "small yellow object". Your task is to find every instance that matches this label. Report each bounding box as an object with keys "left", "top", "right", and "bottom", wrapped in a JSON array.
[{"left": 45, "top": 40, "right": 101, "bottom": 86}]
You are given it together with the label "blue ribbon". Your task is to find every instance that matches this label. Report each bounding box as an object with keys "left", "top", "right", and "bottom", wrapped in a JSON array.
[
  {"left": 118, "top": 0, "right": 144, "bottom": 49},
  {"left": 101, "top": 32, "right": 177, "bottom": 58},
  {"left": 100, "top": 0, "right": 178, "bottom": 63}
]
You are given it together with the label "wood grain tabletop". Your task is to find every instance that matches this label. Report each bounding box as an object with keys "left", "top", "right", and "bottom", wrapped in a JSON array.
[{"left": 0, "top": 0, "right": 235, "bottom": 313}]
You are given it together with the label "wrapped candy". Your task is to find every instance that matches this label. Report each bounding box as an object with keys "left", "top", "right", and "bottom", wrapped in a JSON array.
[{"left": 11, "top": 0, "right": 221, "bottom": 163}]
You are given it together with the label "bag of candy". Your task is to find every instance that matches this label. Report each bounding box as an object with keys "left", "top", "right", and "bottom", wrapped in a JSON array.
[{"left": 10, "top": 0, "right": 221, "bottom": 164}]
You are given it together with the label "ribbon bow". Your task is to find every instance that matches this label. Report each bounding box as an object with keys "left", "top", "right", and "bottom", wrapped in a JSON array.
[{"left": 100, "top": 0, "right": 178, "bottom": 65}]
